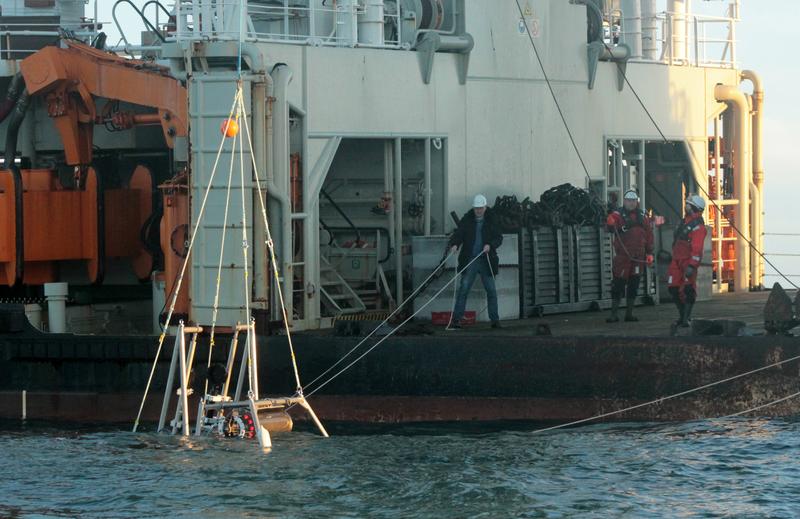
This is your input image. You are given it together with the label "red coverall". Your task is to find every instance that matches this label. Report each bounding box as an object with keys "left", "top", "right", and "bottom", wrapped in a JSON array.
[
  {"left": 668, "top": 213, "right": 707, "bottom": 303},
  {"left": 607, "top": 209, "right": 654, "bottom": 281}
]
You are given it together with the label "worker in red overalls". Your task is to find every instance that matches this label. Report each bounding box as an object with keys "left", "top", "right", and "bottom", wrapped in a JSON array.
[
  {"left": 668, "top": 194, "right": 707, "bottom": 328},
  {"left": 605, "top": 189, "right": 654, "bottom": 323}
]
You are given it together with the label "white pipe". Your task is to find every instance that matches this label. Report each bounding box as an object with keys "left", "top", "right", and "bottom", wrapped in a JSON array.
[
  {"left": 393, "top": 138, "right": 403, "bottom": 303},
  {"left": 336, "top": 0, "right": 358, "bottom": 46},
  {"left": 358, "top": 0, "right": 384, "bottom": 45},
  {"left": 749, "top": 181, "right": 761, "bottom": 289},
  {"left": 668, "top": 0, "right": 687, "bottom": 62},
  {"left": 252, "top": 79, "right": 269, "bottom": 308},
  {"left": 621, "top": 0, "right": 642, "bottom": 58},
  {"left": 424, "top": 138, "right": 431, "bottom": 236},
  {"left": 269, "top": 65, "right": 296, "bottom": 323},
  {"left": 713, "top": 116, "right": 723, "bottom": 293},
  {"left": 714, "top": 84, "right": 751, "bottom": 291},
  {"left": 741, "top": 69, "right": 764, "bottom": 288},
  {"left": 24, "top": 303, "right": 41, "bottom": 330},
  {"left": 44, "top": 282, "right": 68, "bottom": 333},
  {"left": 641, "top": 0, "right": 657, "bottom": 60}
]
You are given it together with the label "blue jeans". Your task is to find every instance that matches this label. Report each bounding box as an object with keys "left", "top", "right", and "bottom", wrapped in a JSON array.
[{"left": 452, "top": 259, "right": 499, "bottom": 322}]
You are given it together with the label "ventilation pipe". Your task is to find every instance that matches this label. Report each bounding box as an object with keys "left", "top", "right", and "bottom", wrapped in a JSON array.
[
  {"left": 641, "top": 0, "right": 657, "bottom": 60},
  {"left": 714, "top": 83, "right": 751, "bottom": 291},
  {"left": 336, "top": 0, "right": 359, "bottom": 46},
  {"left": 749, "top": 181, "right": 760, "bottom": 289},
  {"left": 44, "top": 282, "right": 68, "bottom": 333},
  {"left": 621, "top": 0, "right": 642, "bottom": 58},
  {"left": 741, "top": 69, "right": 764, "bottom": 288},
  {"left": 269, "top": 64, "right": 296, "bottom": 323},
  {"left": 668, "top": 0, "right": 689, "bottom": 62},
  {"left": 358, "top": 0, "right": 384, "bottom": 46}
]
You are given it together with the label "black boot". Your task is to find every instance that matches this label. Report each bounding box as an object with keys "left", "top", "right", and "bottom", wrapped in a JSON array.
[
  {"left": 606, "top": 298, "right": 620, "bottom": 323},
  {"left": 679, "top": 303, "right": 694, "bottom": 328},
  {"left": 669, "top": 300, "right": 685, "bottom": 335},
  {"left": 624, "top": 298, "right": 638, "bottom": 322}
]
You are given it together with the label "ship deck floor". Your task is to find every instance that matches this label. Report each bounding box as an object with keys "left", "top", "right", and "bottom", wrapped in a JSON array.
[{"left": 416, "top": 290, "right": 789, "bottom": 338}]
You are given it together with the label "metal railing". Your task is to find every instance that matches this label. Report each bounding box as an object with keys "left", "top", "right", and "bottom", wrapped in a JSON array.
[
  {"left": 171, "top": 0, "right": 408, "bottom": 49},
  {"left": 608, "top": 4, "right": 739, "bottom": 69},
  {"left": 657, "top": 10, "right": 737, "bottom": 68}
]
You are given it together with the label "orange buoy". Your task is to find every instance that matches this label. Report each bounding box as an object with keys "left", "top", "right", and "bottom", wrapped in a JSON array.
[{"left": 220, "top": 118, "right": 239, "bottom": 138}]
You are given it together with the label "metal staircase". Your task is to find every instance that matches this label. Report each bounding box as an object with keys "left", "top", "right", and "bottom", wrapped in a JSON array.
[{"left": 320, "top": 255, "right": 367, "bottom": 315}]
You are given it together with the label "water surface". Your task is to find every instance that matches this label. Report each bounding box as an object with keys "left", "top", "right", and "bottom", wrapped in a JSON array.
[{"left": 2, "top": 419, "right": 799, "bottom": 517}]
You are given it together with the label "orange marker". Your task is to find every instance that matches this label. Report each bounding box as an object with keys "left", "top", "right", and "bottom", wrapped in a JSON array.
[{"left": 221, "top": 118, "right": 239, "bottom": 138}]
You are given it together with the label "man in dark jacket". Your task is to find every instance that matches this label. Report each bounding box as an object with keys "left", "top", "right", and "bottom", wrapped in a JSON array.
[{"left": 446, "top": 194, "right": 503, "bottom": 329}]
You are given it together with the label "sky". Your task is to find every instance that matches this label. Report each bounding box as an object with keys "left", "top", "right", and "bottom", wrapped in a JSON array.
[{"left": 97, "top": 0, "right": 800, "bottom": 285}]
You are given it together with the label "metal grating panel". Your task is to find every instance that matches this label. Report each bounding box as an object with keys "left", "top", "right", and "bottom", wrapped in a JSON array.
[
  {"left": 520, "top": 225, "right": 616, "bottom": 317},
  {"left": 189, "top": 76, "right": 253, "bottom": 325}
]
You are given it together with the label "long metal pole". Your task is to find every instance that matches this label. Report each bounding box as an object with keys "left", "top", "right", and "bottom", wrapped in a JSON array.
[
  {"left": 178, "top": 323, "right": 190, "bottom": 436},
  {"left": 157, "top": 335, "right": 180, "bottom": 432},
  {"left": 249, "top": 319, "right": 259, "bottom": 400},
  {"left": 222, "top": 329, "right": 241, "bottom": 398}
]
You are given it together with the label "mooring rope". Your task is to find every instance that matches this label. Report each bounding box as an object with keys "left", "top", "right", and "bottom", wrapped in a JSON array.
[
  {"left": 305, "top": 252, "right": 487, "bottom": 397},
  {"left": 530, "top": 352, "right": 800, "bottom": 434},
  {"left": 303, "top": 249, "right": 457, "bottom": 392},
  {"left": 723, "top": 390, "right": 800, "bottom": 419}
]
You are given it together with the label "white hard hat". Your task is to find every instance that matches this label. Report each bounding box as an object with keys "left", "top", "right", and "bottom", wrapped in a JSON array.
[
  {"left": 686, "top": 194, "right": 706, "bottom": 211},
  {"left": 472, "top": 194, "right": 488, "bottom": 208},
  {"left": 623, "top": 189, "right": 639, "bottom": 201}
]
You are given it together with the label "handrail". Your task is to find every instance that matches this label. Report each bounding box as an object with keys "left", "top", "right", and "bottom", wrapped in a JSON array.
[
  {"left": 325, "top": 226, "right": 392, "bottom": 264},
  {"left": 142, "top": 0, "right": 173, "bottom": 27},
  {"left": 112, "top": 0, "right": 166, "bottom": 48},
  {"left": 320, "top": 189, "right": 361, "bottom": 243}
]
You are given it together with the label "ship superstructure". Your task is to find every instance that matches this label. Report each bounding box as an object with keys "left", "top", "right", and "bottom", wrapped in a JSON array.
[{"left": 0, "top": 0, "right": 761, "bottom": 332}]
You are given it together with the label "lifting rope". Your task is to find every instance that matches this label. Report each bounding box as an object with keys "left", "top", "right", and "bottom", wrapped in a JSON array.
[
  {"left": 132, "top": 93, "right": 240, "bottom": 433},
  {"left": 204, "top": 103, "right": 239, "bottom": 396},
  {"left": 133, "top": 82, "right": 307, "bottom": 431},
  {"left": 238, "top": 87, "right": 304, "bottom": 394}
]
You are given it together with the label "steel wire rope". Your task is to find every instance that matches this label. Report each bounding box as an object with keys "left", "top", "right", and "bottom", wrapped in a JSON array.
[
  {"left": 204, "top": 115, "right": 239, "bottom": 396},
  {"left": 723, "top": 390, "right": 800, "bottom": 418},
  {"left": 304, "top": 252, "right": 489, "bottom": 398},
  {"left": 599, "top": 41, "right": 799, "bottom": 290},
  {"left": 238, "top": 89, "right": 304, "bottom": 393},
  {"left": 511, "top": 2, "right": 800, "bottom": 432},
  {"left": 514, "top": 1, "right": 647, "bottom": 268},
  {"left": 235, "top": 91, "right": 258, "bottom": 397},
  {"left": 530, "top": 351, "right": 800, "bottom": 434},
  {"left": 447, "top": 251, "right": 499, "bottom": 329},
  {"left": 303, "top": 250, "right": 456, "bottom": 392},
  {"left": 133, "top": 92, "right": 241, "bottom": 432}
]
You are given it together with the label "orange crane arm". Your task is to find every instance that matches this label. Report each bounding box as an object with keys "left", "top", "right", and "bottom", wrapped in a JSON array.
[{"left": 19, "top": 40, "right": 188, "bottom": 166}]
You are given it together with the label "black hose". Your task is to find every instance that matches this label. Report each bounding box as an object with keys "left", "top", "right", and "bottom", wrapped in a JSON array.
[
  {"left": 91, "top": 32, "right": 108, "bottom": 50},
  {"left": 0, "top": 73, "right": 25, "bottom": 124},
  {"left": 5, "top": 89, "right": 30, "bottom": 286}
]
